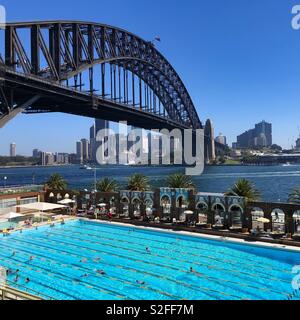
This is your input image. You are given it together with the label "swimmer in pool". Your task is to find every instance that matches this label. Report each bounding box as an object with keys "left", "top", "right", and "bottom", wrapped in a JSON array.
[
  {"left": 11, "top": 251, "right": 16, "bottom": 257},
  {"left": 29, "top": 256, "right": 35, "bottom": 261},
  {"left": 6, "top": 269, "right": 12, "bottom": 276},
  {"left": 80, "top": 258, "right": 88, "bottom": 263},
  {"left": 14, "top": 274, "right": 19, "bottom": 283},
  {"left": 93, "top": 257, "right": 101, "bottom": 262},
  {"left": 25, "top": 278, "right": 30, "bottom": 283},
  {"left": 96, "top": 270, "right": 106, "bottom": 275},
  {"left": 146, "top": 247, "right": 151, "bottom": 254},
  {"left": 81, "top": 274, "right": 89, "bottom": 278},
  {"left": 190, "top": 267, "right": 201, "bottom": 275},
  {"left": 136, "top": 280, "right": 145, "bottom": 285}
]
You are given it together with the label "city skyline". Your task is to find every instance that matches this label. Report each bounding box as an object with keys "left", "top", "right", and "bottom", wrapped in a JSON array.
[
  {"left": 2, "top": 118, "right": 300, "bottom": 157},
  {"left": 1, "top": 0, "right": 300, "bottom": 154}
]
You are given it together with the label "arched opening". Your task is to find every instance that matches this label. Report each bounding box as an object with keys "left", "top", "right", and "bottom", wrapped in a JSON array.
[
  {"left": 251, "top": 207, "right": 264, "bottom": 231},
  {"left": 109, "top": 197, "right": 116, "bottom": 216},
  {"left": 161, "top": 195, "right": 171, "bottom": 218},
  {"left": 196, "top": 202, "right": 208, "bottom": 225},
  {"left": 229, "top": 205, "right": 243, "bottom": 229},
  {"left": 271, "top": 209, "right": 285, "bottom": 233},
  {"left": 176, "top": 195, "right": 188, "bottom": 209},
  {"left": 145, "top": 199, "right": 154, "bottom": 218},
  {"left": 293, "top": 211, "right": 300, "bottom": 235},
  {"left": 212, "top": 203, "right": 226, "bottom": 228},
  {"left": 121, "top": 196, "right": 130, "bottom": 218},
  {"left": 132, "top": 198, "right": 142, "bottom": 218}
]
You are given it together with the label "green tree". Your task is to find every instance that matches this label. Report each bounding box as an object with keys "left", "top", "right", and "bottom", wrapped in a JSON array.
[
  {"left": 45, "top": 174, "right": 67, "bottom": 191},
  {"left": 288, "top": 188, "right": 300, "bottom": 204},
  {"left": 166, "top": 173, "right": 195, "bottom": 189},
  {"left": 226, "top": 179, "right": 260, "bottom": 201},
  {"left": 127, "top": 174, "right": 150, "bottom": 191},
  {"left": 96, "top": 178, "right": 118, "bottom": 192}
]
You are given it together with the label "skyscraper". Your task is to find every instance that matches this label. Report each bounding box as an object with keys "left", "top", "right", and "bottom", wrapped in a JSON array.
[
  {"left": 76, "top": 141, "right": 83, "bottom": 164},
  {"left": 254, "top": 121, "right": 272, "bottom": 147},
  {"left": 10, "top": 143, "right": 16, "bottom": 157},
  {"left": 237, "top": 121, "right": 272, "bottom": 148},
  {"left": 89, "top": 124, "right": 96, "bottom": 160},
  {"left": 91, "top": 119, "right": 110, "bottom": 163},
  {"left": 32, "top": 149, "right": 41, "bottom": 158},
  {"left": 81, "top": 139, "right": 90, "bottom": 162}
]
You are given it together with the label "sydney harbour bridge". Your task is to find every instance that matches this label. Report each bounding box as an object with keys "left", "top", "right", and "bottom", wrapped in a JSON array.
[{"left": 0, "top": 21, "right": 222, "bottom": 162}]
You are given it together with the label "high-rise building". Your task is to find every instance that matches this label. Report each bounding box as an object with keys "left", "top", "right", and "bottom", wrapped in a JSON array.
[
  {"left": 81, "top": 139, "right": 90, "bottom": 162},
  {"left": 237, "top": 121, "right": 272, "bottom": 149},
  {"left": 32, "top": 149, "right": 41, "bottom": 158},
  {"left": 40, "top": 152, "right": 55, "bottom": 166},
  {"left": 91, "top": 119, "right": 110, "bottom": 163},
  {"left": 89, "top": 124, "right": 96, "bottom": 160},
  {"left": 10, "top": 143, "right": 16, "bottom": 157},
  {"left": 255, "top": 121, "right": 272, "bottom": 147},
  {"left": 76, "top": 141, "right": 83, "bottom": 164},
  {"left": 56, "top": 153, "right": 69, "bottom": 164},
  {"left": 215, "top": 134, "right": 227, "bottom": 146}
]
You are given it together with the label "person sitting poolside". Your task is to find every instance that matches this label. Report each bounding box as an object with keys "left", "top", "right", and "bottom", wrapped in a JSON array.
[{"left": 61, "top": 219, "right": 65, "bottom": 225}]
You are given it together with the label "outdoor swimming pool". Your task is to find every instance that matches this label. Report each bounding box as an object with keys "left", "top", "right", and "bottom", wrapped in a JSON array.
[
  {"left": 0, "top": 221, "right": 18, "bottom": 231},
  {"left": 0, "top": 219, "right": 299, "bottom": 300}
]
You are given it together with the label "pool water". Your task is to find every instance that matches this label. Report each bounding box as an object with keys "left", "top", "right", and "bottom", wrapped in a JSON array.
[
  {"left": 0, "top": 219, "right": 299, "bottom": 300},
  {"left": 0, "top": 221, "right": 18, "bottom": 231}
]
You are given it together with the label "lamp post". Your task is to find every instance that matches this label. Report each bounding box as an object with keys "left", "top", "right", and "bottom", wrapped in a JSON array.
[{"left": 3, "top": 176, "right": 7, "bottom": 188}]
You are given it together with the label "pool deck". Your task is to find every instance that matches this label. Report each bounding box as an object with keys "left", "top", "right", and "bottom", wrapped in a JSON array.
[{"left": 84, "top": 218, "right": 300, "bottom": 253}]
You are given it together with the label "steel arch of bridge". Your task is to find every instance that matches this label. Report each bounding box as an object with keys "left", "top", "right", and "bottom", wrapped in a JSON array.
[{"left": 0, "top": 21, "right": 202, "bottom": 131}]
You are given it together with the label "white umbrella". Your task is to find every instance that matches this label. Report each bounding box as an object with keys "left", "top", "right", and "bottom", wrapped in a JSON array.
[
  {"left": 256, "top": 217, "right": 270, "bottom": 223},
  {"left": 58, "top": 199, "right": 75, "bottom": 205},
  {"left": 16, "top": 202, "right": 68, "bottom": 223},
  {"left": 1, "top": 212, "right": 23, "bottom": 220},
  {"left": 98, "top": 203, "right": 107, "bottom": 208},
  {"left": 184, "top": 210, "right": 194, "bottom": 215}
]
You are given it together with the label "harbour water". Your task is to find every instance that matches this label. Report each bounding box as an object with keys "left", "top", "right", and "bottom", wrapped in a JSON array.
[{"left": 0, "top": 164, "right": 300, "bottom": 202}]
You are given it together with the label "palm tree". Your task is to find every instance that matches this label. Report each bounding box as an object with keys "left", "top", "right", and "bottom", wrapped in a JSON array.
[
  {"left": 166, "top": 173, "right": 195, "bottom": 189},
  {"left": 226, "top": 179, "right": 260, "bottom": 201},
  {"left": 127, "top": 174, "right": 150, "bottom": 191},
  {"left": 96, "top": 178, "right": 118, "bottom": 192},
  {"left": 288, "top": 188, "right": 300, "bottom": 204},
  {"left": 45, "top": 173, "right": 67, "bottom": 191}
]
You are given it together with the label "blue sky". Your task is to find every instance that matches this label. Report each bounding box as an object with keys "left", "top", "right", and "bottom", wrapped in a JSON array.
[{"left": 1, "top": 0, "right": 300, "bottom": 155}]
